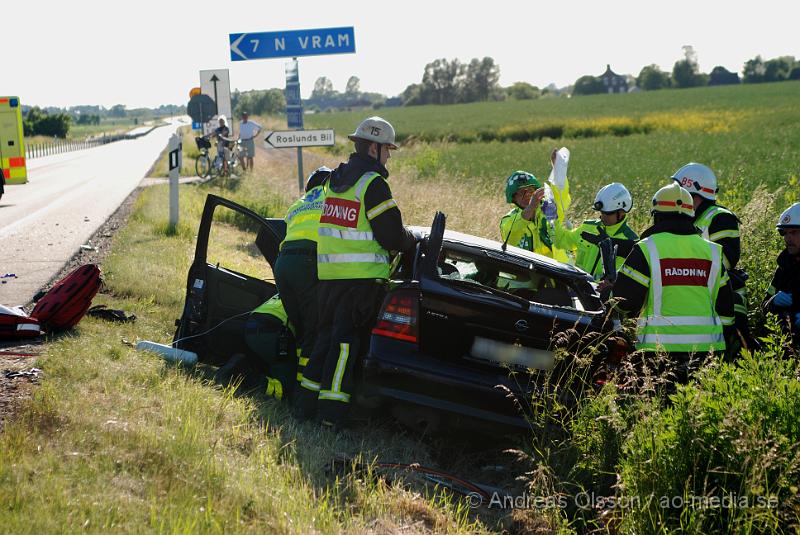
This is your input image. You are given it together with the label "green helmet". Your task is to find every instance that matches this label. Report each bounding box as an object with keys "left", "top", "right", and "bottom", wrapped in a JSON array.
[{"left": 505, "top": 171, "right": 540, "bottom": 204}]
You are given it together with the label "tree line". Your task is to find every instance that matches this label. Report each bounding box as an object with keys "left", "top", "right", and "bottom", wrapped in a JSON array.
[
  {"left": 574, "top": 47, "right": 800, "bottom": 95},
  {"left": 21, "top": 103, "right": 186, "bottom": 138}
]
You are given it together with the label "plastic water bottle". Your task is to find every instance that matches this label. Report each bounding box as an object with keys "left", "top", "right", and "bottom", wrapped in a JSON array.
[{"left": 542, "top": 185, "right": 558, "bottom": 222}]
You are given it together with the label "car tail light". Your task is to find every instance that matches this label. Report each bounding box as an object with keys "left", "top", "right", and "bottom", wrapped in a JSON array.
[{"left": 372, "top": 291, "right": 419, "bottom": 343}]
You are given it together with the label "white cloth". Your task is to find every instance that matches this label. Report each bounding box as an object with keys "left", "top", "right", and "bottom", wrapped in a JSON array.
[{"left": 238, "top": 120, "right": 262, "bottom": 140}]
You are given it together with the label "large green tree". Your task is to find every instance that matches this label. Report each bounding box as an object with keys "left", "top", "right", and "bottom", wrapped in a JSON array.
[
  {"left": 420, "top": 58, "right": 465, "bottom": 105},
  {"left": 742, "top": 55, "right": 767, "bottom": 83},
  {"left": 672, "top": 45, "right": 706, "bottom": 88},
  {"left": 636, "top": 64, "right": 671, "bottom": 90},
  {"left": 572, "top": 75, "right": 605, "bottom": 96},
  {"left": 233, "top": 89, "right": 285, "bottom": 116},
  {"left": 311, "top": 77, "right": 336, "bottom": 100},
  {"left": 109, "top": 104, "right": 127, "bottom": 118},
  {"left": 462, "top": 57, "right": 501, "bottom": 102},
  {"left": 506, "top": 82, "right": 540, "bottom": 100}
]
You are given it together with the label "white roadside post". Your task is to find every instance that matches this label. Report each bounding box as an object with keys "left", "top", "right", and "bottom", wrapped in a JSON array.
[{"left": 168, "top": 133, "right": 182, "bottom": 229}]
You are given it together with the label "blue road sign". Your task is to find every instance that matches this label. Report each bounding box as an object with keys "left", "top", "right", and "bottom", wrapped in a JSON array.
[
  {"left": 286, "top": 106, "right": 304, "bottom": 129},
  {"left": 285, "top": 84, "right": 301, "bottom": 107},
  {"left": 192, "top": 121, "right": 203, "bottom": 130},
  {"left": 230, "top": 27, "right": 355, "bottom": 61}
]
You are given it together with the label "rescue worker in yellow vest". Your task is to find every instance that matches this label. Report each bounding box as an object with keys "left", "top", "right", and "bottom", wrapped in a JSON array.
[
  {"left": 294, "top": 116, "right": 417, "bottom": 427},
  {"left": 671, "top": 162, "right": 751, "bottom": 352},
  {"left": 553, "top": 183, "right": 639, "bottom": 282},
  {"left": 500, "top": 171, "right": 553, "bottom": 256},
  {"left": 274, "top": 166, "right": 331, "bottom": 387},
  {"left": 761, "top": 203, "right": 800, "bottom": 348},
  {"left": 239, "top": 294, "right": 297, "bottom": 399},
  {"left": 612, "top": 183, "right": 734, "bottom": 384}
]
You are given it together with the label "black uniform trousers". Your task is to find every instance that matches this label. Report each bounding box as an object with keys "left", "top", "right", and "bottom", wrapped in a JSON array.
[
  {"left": 274, "top": 240, "right": 319, "bottom": 380},
  {"left": 296, "top": 279, "right": 385, "bottom": 423},
  {"left": 243, "top": 313, "right": 296, "bottom": 398}
]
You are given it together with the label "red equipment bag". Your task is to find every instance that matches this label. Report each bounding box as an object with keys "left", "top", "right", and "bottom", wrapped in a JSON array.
[
  {"left": 31, "top": 264, "right": 102, "bottom": 332},
  {"left": 0, "top": 304, "right": 41, "bottom": 339}
]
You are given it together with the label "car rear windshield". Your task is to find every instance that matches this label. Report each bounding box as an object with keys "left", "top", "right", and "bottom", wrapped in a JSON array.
[{"left": 436, "top": 246, "right": 596, "bottom": 311}]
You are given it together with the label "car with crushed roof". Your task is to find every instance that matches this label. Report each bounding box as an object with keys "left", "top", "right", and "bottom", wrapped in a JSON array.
[{"left": 174, "top": 194, "right": 615, "bottom": 435}]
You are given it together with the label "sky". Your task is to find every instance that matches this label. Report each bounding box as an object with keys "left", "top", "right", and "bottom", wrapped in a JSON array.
[{"left": 5, "top": 0, "right": 799, "bottom": 109}]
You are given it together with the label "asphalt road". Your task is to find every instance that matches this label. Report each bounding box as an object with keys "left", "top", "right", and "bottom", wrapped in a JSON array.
[{"left": 0, "top": 118, "right": 187, "bottom": 306}]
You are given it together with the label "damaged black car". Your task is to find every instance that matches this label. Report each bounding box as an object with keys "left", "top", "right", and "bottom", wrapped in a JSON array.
[{"left": 174, "top": 194, "right": 615, "bottom": 436}]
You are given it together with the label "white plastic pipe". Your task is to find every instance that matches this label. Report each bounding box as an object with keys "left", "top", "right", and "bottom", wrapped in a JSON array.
[{"left": 136, "top": 340, "right": 198, "bottom": 366}]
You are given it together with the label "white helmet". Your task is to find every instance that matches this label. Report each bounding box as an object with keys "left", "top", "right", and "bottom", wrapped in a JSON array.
[
  {"left": 777, "top": 202, "right": 800, "bottom": 230},
  {"left": 217, "top": 114, "right": 227, "bottom": 124},
  {"left": 593, "top": 183, "right": 632, "bottom": 213},
  {"left": 348, "top": 116, "right": 397, "bottom": 149},
  {"left": 671, "top": 162, "right": 718, "bottom": 201}
]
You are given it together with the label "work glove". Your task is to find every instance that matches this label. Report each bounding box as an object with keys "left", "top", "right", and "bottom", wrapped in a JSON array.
[
  {"left": 265, "top": 376, "right": 284, "bottom": 400},
  {"left": 773, "top": 291, "right": 793, "bottom": 307}
]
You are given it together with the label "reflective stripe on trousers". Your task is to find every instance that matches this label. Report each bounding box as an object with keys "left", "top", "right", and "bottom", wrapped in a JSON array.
[{"left": 318, "top": 343, "right": 351, "bottom": 403}]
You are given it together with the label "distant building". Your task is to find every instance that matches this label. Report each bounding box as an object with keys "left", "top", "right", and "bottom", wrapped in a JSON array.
[
  {"left": 709, "top": 66, "right": 740, "bottom": 86},
  {"left": 599, "top": 65, "right": 628, "bottom": 94}
]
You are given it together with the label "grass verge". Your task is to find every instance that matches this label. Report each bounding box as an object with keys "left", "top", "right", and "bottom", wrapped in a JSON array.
[{"left": 0, "top": 178, "right": 497, "bottom": 534}]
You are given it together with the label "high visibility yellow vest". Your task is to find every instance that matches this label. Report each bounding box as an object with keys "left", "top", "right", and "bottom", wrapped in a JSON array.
[
  {"left": 282, "top": 184, "right": 326, "bottom": 246},
  {"left": 554, "top": 218, "right": 638, "bottom": 279},
  {"left": 499, "top": 207, "right": 553, "bottom": 257},
  {"left": 317, "top": 171, "right": 393, "bottom": 281},
  {"left": 252, "top": 294, "right": 294, "bottom": 335},
  {"left": 635, "top": 233, "right": 726, "bottom": 353},
  {"left": 694, "top": 204, "right": 739, "bottom": 269}
]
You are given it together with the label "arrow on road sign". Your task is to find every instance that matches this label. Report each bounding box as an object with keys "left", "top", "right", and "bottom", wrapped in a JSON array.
[
  {"left": 210, "top": 74, "right": 220, "bottom": 115},
  {"left": 230, "top": 34, "right": 248, "bottom": 60},
  {"left": 264, "top": 129, "right": 335, "bottom": 149}
]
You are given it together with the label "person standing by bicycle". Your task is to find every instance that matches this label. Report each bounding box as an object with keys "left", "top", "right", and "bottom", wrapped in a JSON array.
[
  {"left": 238, "top": 111, "right": 262, "bottom": 172},
  {"left": 213, "top": 115, "right": 232, "bottom": 174}
]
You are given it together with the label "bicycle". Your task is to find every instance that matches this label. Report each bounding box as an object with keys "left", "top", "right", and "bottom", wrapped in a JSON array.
[{"left": 195, "top": 135, "right": 242, "bottom": 178}]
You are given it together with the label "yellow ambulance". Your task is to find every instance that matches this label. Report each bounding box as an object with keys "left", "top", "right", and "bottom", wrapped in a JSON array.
[{"left": 0, "top": 96, "right": 27, "bottom": 184}]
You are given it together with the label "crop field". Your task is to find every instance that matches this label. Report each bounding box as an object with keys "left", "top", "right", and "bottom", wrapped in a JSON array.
[{"left": 308, "top": 82, "right": 800, "bottom": 314}]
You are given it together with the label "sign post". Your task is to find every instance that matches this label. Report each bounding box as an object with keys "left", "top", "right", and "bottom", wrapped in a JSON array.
[
  {"left": 285, "top": 59, "right": 305, "bottom": 191},
  {"left": 228, "top": 26, "right": 355, "bottom": 191},
  {"left": 168, "top": 133, "right": 182, "bottom": 229},
  {"left": 200, "top": 69, "right": 232, "bottom": 135}
]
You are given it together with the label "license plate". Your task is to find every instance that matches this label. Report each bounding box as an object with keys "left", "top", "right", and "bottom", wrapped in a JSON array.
[{"left": 470, "top": 336, "right": 554, "bottom": 370}]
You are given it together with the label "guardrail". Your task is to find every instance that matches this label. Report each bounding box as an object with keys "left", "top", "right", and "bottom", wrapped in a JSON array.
[{"left": 25, "top": 126, "right": 159, "bottom": 160}]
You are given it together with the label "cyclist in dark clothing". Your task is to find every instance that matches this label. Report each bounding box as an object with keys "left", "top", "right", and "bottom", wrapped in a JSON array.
[{"left": 213, "top": 116, "right": 232, "bottom": 173}]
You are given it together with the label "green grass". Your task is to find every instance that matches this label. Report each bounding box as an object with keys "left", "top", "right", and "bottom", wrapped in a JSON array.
[
  {"left": 0, "top": 180, "right": 492, "bottom": 534},
  {"left": 307, "top": 82, "right": 800, "bottom": 142}
]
